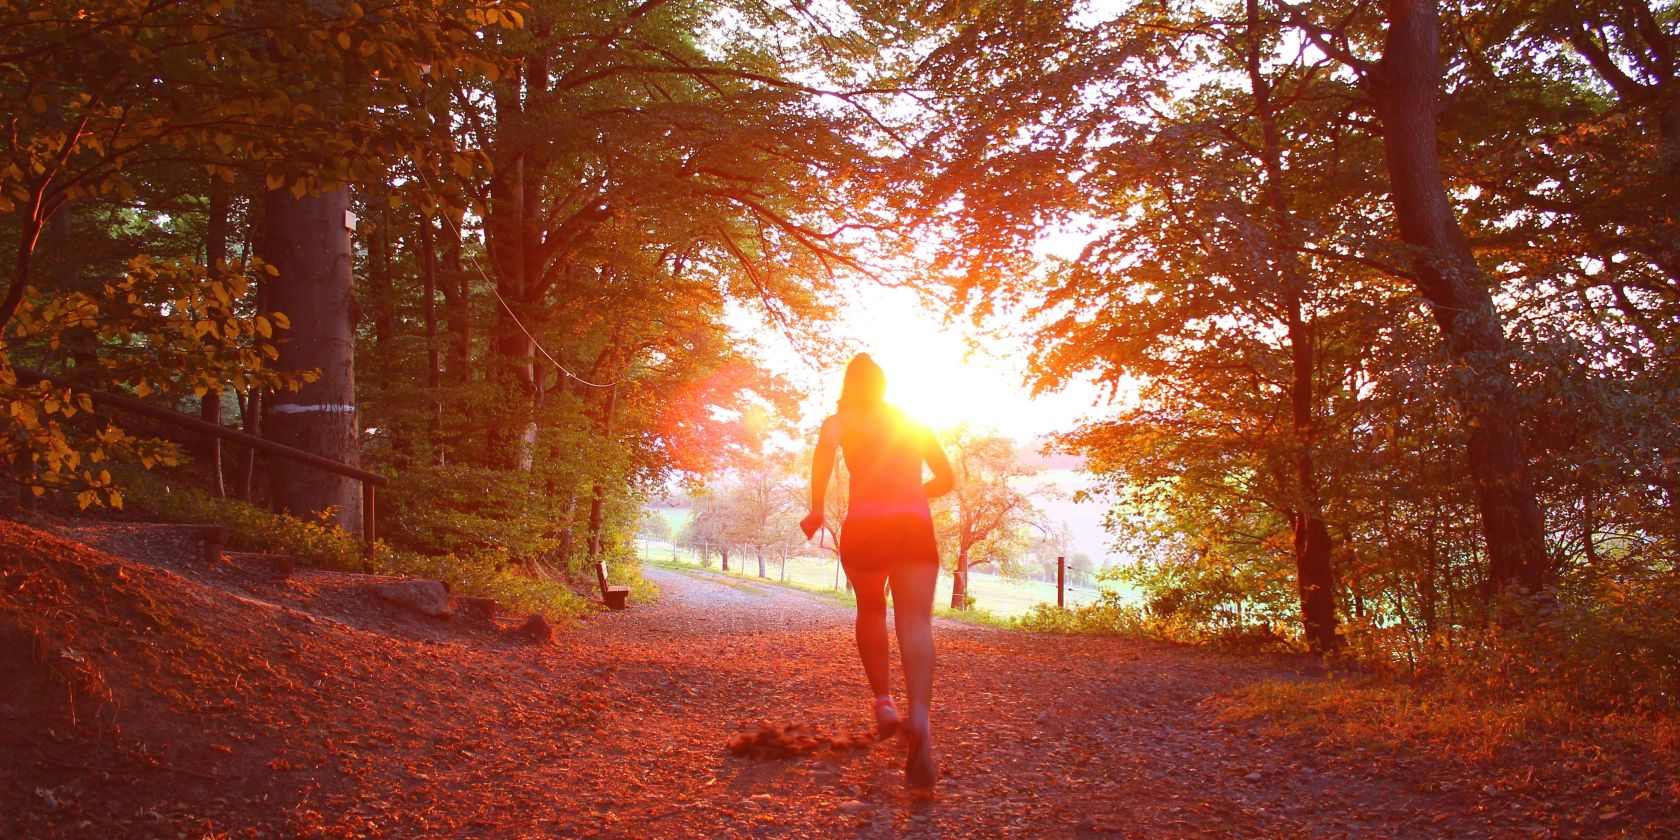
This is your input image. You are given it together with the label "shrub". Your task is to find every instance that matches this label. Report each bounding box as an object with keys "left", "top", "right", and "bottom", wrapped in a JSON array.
[
  {"left": 1018, "top": 590, "right": 1153, "bottom": 636},
  {"left": 124, "top": 471, "right": 590, "bottom": 620}
]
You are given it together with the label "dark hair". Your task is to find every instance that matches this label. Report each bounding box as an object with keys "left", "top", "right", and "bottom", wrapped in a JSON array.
[{"left": 836, "top": 353, "right": 887, "bottom": 413}]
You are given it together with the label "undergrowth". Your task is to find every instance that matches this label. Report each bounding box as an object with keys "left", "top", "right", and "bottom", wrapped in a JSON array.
[
  {"left": 1224, "top": 581, "right": 1680, "bottom": 762},
  {"left": 124, "top": 472, "right": 591, "bottom": 621},
  {"left": 1012, "top": 590, "right": 1295, "bottom": 651},
  {"left": 933, "top": 605, "right": 1011, "bottom": 629}
]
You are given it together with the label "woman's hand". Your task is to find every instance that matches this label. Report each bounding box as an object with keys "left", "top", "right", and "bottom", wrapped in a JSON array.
[{"left": 799, "top": 511, "right": 824, "bottom": 540}]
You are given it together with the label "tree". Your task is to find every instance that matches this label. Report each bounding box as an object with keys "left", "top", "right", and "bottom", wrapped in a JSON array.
[
  {"left": 935, "top": 427, "right": 1048, "bottom": 609},
  {"left": 448, "top": 0, "right": 899, "bottom": 470},
  {"left": 682, "top": 488, "right": 734, "bottom": 572},
  {"left": 0, "top": 0, "right": 506, "bottom": 521},
  {"left": 907, "top": 0, "right": 1369, "bottom": 647},
  {"left": 638, "top": 509, "right": 672, "bottom": 542},
  {"left": 1361, "top": 0, "right": 1550, "bottom": 596},
  {"left": 261, "top": 189, "right": 361, "bottom": 530}
]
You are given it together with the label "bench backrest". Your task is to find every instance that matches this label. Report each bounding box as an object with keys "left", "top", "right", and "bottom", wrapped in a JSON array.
[{"left": 595, "top": 561, "right": 610, "bottom": 591}]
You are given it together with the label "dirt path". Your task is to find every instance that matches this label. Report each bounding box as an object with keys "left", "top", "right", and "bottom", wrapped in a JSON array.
[
  {"left": 6, "top": 523, "right": 1603, "bottom": 838},
  {"left": 565, "top": 566, "right": 1491, "bottom": 838}
]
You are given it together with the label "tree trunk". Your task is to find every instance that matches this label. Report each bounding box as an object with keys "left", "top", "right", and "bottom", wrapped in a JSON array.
[
  {"left": 200, "top": 177, "right": 231, "bottom": 498},
  {"left": 234, "top": 195, "right": 264, "bottom": 503},
  {"left": 1372, "top": 0, "right": 1548, "bottom": 597},
  {"left": 486, "top": 80, "right": 540, "bottom": 470},
  {"left": 720, "top": 548, "right": 730, "bottom": 573},
  {"left": 1246, "top": 0, "right": 1341, "bottom": 650},
  {"left": 420, "top": 211, "right": 443, "bottom": 463},
  {"left": 951, "top": 548, "right": 970, "bottom": 609},
  {"left": 368, "top": 192, "right": 393, "bottom": 355},
  {"left": 585, "top": 382, "right": 620, "bottom": 557},
  {"left": 756, "top": 548, "right": 767, "bottom": 579},
  {"left": 260, "top": 187, "right": 361, "bottom": 533}
]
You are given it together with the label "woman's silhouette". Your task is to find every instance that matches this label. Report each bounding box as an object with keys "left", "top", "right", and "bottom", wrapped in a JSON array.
[{"left": 801, "top": 354, "right": 954, "bottom": 789}]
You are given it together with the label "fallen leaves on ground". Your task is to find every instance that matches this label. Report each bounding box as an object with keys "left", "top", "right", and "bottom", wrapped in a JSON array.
[{"left": 2, "top": 516, "right": 1674, "bottom": 838}]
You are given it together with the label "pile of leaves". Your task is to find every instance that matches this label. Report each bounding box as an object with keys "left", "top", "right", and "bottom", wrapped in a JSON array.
[{"left": 725, "top": 721, "right": 879, "bottom": 759}]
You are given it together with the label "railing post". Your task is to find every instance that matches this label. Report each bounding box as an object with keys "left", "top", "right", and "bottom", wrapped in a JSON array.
[{"left": 1057, "top": 555, "right": 1066, "bottom": 608}]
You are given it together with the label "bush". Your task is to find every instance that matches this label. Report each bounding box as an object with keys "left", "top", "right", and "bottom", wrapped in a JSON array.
[
  {"left": 1017, "top": 590, "right": 1153, "bottom": 635},
  {"left": 1343, "top": 579, "right": 1680, "bottom": 715}
]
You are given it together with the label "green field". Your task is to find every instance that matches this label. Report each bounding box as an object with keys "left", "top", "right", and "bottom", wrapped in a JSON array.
[{"left": 634, "top": 538, "right": 1136, "bottom": 619}]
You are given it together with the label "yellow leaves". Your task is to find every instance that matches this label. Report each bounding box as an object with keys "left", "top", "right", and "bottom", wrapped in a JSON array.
[
  {"left": 271, "top": 311, "right": 291, "bottom": 330},
  {"left": 466, "top": 5, "right": 524, "bottom": 30},
  {"left": 337, "top": 31, "right": 351, "bottom": 50},
  {"left": 9, "top": 398, "right": 38, "bottom": 425}
]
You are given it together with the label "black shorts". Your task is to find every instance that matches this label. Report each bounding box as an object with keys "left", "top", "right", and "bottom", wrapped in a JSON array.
[{"left": 840, "top": 514, "right": 939, "bottom": 577}]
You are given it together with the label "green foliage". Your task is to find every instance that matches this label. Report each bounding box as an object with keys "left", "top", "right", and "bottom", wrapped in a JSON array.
[
  {"left": 377, "top": 464, "right": 563, "bottom": 568},
  {"left": 1017, "top": 593, "right": 1153, "bottom": 636},
  {"left": 125, "top": 471, "right": 590, "bottom": 621},
  {"left": 1347, "top": 579, "right": 1680, "bottom": 715},
  {"left": 933, "top": 603, "right": 1013, "bottom": 630},
  {"left": 933, "top": 425, "right": 1048, "bottom": 579}
]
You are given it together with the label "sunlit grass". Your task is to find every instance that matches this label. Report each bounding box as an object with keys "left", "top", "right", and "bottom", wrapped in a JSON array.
[
  {"left": 1220, "top": 675, "right": 1680, "bottom": 765},
  {"left": 636, "top": 538, "right": 1127, "bottom": 619}
]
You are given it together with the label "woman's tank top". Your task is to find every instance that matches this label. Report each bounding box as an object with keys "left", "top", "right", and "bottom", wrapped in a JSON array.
[{"left": 838, "top": 407, "right": 931, "bottom": 521}]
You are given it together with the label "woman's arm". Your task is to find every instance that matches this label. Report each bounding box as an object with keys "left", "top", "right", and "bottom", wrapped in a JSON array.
[
  {"left": 802, "top": 416, "right": 841, "bottom": 538},
  {"left": 922, "top": 425, "right": 955, "bottom": 499}
]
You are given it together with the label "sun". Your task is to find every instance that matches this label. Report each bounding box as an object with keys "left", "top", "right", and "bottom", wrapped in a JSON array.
[
  {"left": 837, "top": 291, "right": 1020, "bottom": 435},
  {"left": 873, "top": 347, "right": 987, "bottom": 433}
]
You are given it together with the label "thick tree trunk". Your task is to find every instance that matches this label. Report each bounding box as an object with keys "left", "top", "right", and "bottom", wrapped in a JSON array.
[
  {"left": 720, "top": 548, "right": 730, "bottom": 573},
  {"left": 756, "top": 549, "right": 767, "bottom": 579},
  {"left": 486, "top": 154, "right": 539, "bottom": 469},
  {"left": 1372, "top": 0, "right": 1548, "bottom": 597},
  {"left": 260, "top": 188, "right": 361, "bottom": 533}
]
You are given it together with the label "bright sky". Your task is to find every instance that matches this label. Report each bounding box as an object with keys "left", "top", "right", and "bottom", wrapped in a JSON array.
[
  {"left": 735, "top": 283, "right": 1138, "bottom": 565},
  {"left": 752, "top": 283, "right": 1109, "bottom": 443}
]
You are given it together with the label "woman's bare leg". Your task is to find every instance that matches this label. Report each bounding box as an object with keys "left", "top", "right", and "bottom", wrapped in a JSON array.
[
  {"left": 888, "top": 560, "right": 937, "bottom": 731},
  {"left": 850, "top": 569, "right": 892, "bottom": 699}
]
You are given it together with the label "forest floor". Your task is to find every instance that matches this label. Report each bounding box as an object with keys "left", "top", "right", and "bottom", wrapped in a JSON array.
[{"left": 2, "top": 515, "right": 1674, "bottom": 839}]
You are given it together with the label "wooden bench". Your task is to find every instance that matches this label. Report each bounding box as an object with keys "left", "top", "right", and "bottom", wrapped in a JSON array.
[{"left": 595, "top": 561, "right": 629, "bottom": 610}]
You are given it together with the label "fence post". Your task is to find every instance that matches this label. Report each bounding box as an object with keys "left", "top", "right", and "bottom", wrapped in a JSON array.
[{"left": 1057, "top": 555, "right": 1065, "bottom": 608}]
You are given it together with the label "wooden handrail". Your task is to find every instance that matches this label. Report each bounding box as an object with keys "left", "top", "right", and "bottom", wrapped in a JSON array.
[
  {"left": 13, "top": 366, "right": 387, "bottom": 551},
  {"left": 13, "top": 367, "right": 387, "bottom": 486}
]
